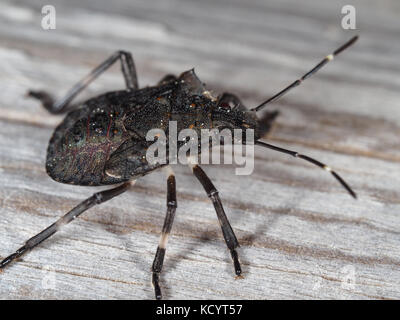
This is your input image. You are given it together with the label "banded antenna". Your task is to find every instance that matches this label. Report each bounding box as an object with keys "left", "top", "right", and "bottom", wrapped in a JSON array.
[
  {"left": 256, "top": 141, "right": 357, "bottom": 198},
  {"left": 251, "top": 35, "right": 358, "bottom": 112},
  {"left": 253, "top": 37, "right": 359, "bottom": 198}
]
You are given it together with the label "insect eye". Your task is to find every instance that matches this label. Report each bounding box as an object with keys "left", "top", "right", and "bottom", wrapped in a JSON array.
[{"left": 219, "top": 102, "right": 231, "bottom": 110}]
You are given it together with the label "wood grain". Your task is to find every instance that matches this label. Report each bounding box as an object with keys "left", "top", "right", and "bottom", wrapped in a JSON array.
[{"left": 0, "top": 0, "right": 400, "bottom": 299}]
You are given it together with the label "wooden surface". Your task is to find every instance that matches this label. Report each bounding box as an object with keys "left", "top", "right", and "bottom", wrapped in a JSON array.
[{"left": 1, "top": 0, "right": 400, "bottom": 300}]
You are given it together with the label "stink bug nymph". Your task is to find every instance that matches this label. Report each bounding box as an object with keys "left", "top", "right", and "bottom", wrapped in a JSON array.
[{"left": 0, "top": 36, "right": 358, "bottom": 299}]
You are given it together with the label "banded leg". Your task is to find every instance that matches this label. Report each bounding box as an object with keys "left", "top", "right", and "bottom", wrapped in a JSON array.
[
  {"left": 0, "top": 182, "right": 131, "bottom": 270},
  {"left": 151, "top": 173, "right": 177, "bottom": 300},
  {"left": 28, "top": 50, "right": 138, "bottom": 114},
  {"left": 190, "top": 164, "right": 242, "bottom": 277}
]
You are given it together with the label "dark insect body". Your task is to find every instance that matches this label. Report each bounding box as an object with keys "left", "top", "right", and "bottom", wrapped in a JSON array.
[
  {"left": 46, "top": 69, "right": 258, "bottom": 186},
  {"left": 0, "top": 36, "right": 358, "bottom": 299}
]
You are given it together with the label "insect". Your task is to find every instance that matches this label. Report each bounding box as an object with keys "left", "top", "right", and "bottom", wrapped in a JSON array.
[{"left": 0, "top": 36, "right": 358, "bottom": 299}]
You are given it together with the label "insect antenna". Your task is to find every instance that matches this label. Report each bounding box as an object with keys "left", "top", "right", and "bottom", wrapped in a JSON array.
[
  {"left": 255, "top": 140, "right": 357, "bottom": 199},
  {"left": 251, "top": 35, "right": 359, "bottom": 112}
]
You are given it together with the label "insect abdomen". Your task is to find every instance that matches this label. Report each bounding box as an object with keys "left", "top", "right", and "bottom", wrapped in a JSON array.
[{"left": 46, "top": 97, "right": 129, "bottom": 186}]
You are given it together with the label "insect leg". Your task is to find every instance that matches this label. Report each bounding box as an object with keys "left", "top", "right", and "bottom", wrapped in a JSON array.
[
  {"left": 151, "top": 170, "right": 177, "bottom": 300},
  {"left": 0, "top": 182, "right": 131, "bottom": 270},
  {"left": 27, "top": 51, "right": 138, "bottom": 114},
  {"left": 190, "top": 164, "right": 242, "bottom": 277}
]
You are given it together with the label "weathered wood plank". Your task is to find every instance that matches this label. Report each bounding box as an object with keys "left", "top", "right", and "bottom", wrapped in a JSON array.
[{"left": 0, "top": 0, "right": 400, "bottom": 299}]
